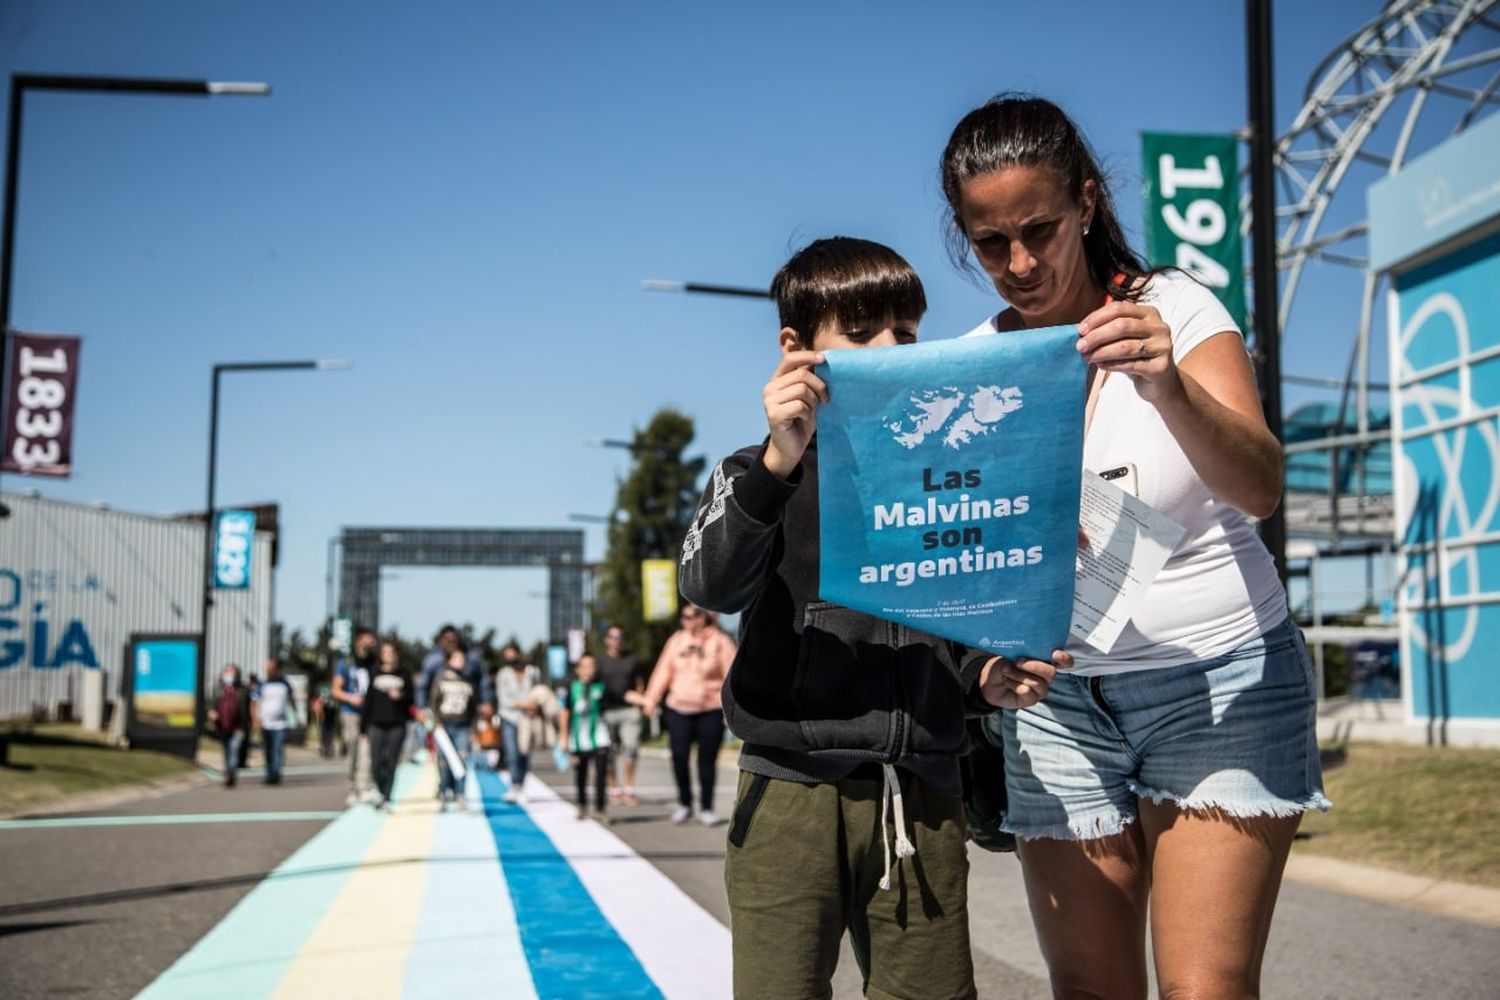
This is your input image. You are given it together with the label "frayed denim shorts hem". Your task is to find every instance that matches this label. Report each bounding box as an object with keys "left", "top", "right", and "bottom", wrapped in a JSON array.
[{"left": 990, "top": 618, "right": 1331, "bottom": 843}]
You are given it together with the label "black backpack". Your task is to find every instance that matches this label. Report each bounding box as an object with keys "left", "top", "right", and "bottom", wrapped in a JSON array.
[{"left": 959, "top": 716, "right": 1015, "bottom": 853}]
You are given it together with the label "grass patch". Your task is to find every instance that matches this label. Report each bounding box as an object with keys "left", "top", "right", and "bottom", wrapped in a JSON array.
[
  {"left": 1298, "top": 741, "right": 1500, "bottom": 888},
  {"left": 0, "top": 723, "right": 198, "bottom": 814}
]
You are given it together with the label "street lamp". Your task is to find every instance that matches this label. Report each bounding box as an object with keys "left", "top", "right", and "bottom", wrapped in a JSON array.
[
  {"left": 582, "top": 436, "right": 677, "bottom": 457},
  {"left": 641, "top": 278, "right": 769, "bottom": 299},
  {"left": 0, "top": 74, "right": 271, "bottom": 513},
  {"left": 202, "top": 359, "right": 349, "bottom": 685},
  {"left": 325, "top": 534, "right": 342, "bottom": 624}
]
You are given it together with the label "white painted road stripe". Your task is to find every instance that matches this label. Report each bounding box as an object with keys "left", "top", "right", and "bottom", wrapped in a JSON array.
[{"left": 519, "top": 776, "right": 733, "bottom": 999}]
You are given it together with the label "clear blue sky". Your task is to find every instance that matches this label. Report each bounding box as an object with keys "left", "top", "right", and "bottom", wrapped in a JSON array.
[{"left": 1, "top": 1, "right": 1386, "bottom": 646}]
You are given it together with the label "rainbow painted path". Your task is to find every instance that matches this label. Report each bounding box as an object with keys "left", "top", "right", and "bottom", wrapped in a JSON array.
[{"left": 137, "top": 763, "right": 731, "bottom": 999}]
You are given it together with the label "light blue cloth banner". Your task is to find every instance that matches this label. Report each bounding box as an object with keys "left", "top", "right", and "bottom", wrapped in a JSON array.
[{"left": 816, "top": 326, "right": 1084, "bottom": 659}]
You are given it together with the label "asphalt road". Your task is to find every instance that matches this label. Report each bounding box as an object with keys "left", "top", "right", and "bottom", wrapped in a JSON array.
[
  {"left": 0, "top": 750, "right": 351, "bottom": 1000},
  {"left": 536, "top": 750, "right": 1500, "bottom": 1000},
  {"left": 2, "top": 743, "right": 1497, "bottom": 999}
]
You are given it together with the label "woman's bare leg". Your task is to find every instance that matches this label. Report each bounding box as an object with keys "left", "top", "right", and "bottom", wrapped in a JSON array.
[
  {"left": 1140, "top": 802, "right": 1301, "bottom": 1000},
  {"left": 1016, "top": 826, "right": 1151, "bottom": 999}
]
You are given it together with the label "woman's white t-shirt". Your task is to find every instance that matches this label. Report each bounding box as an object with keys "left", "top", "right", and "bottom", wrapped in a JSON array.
[{"left": 963, "top": 270, "right": 1287, "bottom": 675}]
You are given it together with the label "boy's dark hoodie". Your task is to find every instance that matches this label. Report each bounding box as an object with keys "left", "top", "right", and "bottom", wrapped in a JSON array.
[{"left": 680, "top": 437, "right": 997, "bottom": 797}]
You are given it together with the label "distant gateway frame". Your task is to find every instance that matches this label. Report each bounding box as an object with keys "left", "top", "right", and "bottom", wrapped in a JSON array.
[{"left": 336, "top": 527, "right": 585, "bottom": 642}]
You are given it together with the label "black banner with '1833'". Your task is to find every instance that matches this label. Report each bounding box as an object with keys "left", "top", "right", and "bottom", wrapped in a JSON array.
[{"left": 3, "top": 331, "right": 82, "bottom": 478}]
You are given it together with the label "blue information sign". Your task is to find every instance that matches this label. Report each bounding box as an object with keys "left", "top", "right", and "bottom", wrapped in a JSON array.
[{"left": 213, "top": 510, "right": 256, "bottom": 589}]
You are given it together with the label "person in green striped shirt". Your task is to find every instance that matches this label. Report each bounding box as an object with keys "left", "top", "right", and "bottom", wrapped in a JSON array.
[{"left": 557, "top": 654, "right": 612, "bottom": 822}]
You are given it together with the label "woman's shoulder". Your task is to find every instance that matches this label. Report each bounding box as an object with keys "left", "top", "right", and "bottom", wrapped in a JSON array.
[
  {"left": 1136, "top": 269, "right": 1241, "bottom": 353},
  {"left": 1138, "top": 269, "right": 1235, "bottom": 318}
]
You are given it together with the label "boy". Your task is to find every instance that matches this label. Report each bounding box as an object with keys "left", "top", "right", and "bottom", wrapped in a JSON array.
[
  {"left": 556, "top": 654, "right": 611, "bottom": 822},
  {"left": 679, "top": 237, "right": 1067, "bottom": 999},
  {"left": 427, "top": 644, "right": 478, "bottom": 810}
]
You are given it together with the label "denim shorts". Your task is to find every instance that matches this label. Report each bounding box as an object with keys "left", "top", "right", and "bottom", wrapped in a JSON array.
[{"left": 990, "top": 618, "right": 1331, "bottom": 841}]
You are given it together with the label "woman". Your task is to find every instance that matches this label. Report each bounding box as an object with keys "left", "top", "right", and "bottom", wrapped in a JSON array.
[
  {"left": 496, "top": 642, "right": 544, "bottom": 804},
  {"left": 207, "top": 663, "right": 250, "bottom": 788},
  {"left": 360, "top": 639, "right": 413, "bottom": 811},
  {"left": 941, "top": 95, "right": 1327, "bottom": 999},
  {"left": 642, "top": 605, "right": 735, "bottom": 826}
]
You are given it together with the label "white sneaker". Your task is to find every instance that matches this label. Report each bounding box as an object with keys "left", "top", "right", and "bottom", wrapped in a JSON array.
[
  {"left": 670, "top": 805, "right": 691, "bottom": 824},
  {"left": 698, "top": 810, "right": 721, "bottom": 827},
  {"left": 502, "top": 788, "right": 523, "bottom": 805},
  {"left": 344, "top": 792, "right": 359, "bottom": 807}
]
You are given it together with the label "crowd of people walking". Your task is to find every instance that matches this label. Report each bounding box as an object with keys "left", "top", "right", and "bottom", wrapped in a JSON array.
[{"left": 206, "top": 613, "right": 736, "bottom": 827}]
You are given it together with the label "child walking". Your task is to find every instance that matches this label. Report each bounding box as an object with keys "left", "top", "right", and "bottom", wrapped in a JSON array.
[{"left": 557, "top": 654, "right": 611, "bottom": 823}]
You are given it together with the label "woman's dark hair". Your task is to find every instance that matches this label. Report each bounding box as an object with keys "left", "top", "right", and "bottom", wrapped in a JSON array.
[
  {"left": 771, "top": 237, "right": 927, "bottom": 347},
  {"left": 940, "top": 94, "right": 1149, "bottom": 302}
]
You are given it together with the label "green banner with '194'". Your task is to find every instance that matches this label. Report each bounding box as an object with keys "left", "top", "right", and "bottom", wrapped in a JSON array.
[{"left": 1141, "top": 132, "right": 1245, "bottom": 325}]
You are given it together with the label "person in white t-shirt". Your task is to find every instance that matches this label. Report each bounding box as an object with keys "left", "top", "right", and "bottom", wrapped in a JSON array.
[
  {"left": 940, "top": 93, "right": 1328, "bottom": 1000},
  {"left": 251, "top": 658, "right": 295, "bottom": 785}
]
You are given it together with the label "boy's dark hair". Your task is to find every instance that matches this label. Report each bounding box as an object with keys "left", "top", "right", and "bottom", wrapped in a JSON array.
[{"left": 771, "top": 237, "right": 926, "bottom": 347}]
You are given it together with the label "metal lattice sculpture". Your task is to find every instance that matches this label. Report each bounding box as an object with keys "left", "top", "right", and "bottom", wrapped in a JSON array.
[{"left": 1267, "top": 0, "right": 1500, "bottom": 549}]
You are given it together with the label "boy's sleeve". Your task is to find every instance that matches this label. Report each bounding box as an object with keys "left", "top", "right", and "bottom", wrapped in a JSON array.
[
  {"left": 959, "top": 647, "right": 1001, "bottom": 717},
  {"left": 679, "top": 443, "right": 801, "bottom": 614}
]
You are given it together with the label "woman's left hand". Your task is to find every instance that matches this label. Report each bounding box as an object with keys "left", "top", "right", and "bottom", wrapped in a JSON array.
[{"left": 1077, "top": 300, "right": 1181, "bottom": 404}]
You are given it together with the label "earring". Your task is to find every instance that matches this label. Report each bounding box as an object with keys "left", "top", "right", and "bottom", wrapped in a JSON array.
[{"left": 1082, "top": 224, "right": 1091, "bottom": 235}]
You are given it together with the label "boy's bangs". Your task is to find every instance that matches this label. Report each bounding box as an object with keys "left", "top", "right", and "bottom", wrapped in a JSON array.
[{"left": 820, "top": 268, "right": 927, "bottom": 333}]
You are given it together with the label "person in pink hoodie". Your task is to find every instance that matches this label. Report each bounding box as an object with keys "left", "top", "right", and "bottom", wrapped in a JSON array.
[{"left": 641, "top": 605, "right": 736, "bottom": 825}]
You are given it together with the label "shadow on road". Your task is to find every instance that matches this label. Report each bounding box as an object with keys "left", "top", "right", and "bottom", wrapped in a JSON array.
[{"left": 0, "top": 847, "right": 725, "bottom": 919}]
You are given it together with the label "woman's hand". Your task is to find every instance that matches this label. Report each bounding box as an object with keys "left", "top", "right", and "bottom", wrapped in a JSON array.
[
  {"left": 762, "top": 350, "right": 828, "bottom": 479},
  {"left": 1080, "top": 296, "right": 1284, "bottom": 518},
  {"left": 1077, "top": 301, "right": 1181, "bottom": 405},
  {"left": 978, "top": 650, "right": 1072, "bottom": 710}
]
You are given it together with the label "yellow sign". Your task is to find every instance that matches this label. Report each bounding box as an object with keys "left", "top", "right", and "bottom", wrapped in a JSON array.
[{"left": 641, "top": 559, "right": 679, "bottom": 622}]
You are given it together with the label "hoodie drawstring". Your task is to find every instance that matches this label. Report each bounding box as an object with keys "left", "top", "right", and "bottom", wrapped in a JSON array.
[{"left": 878, "top": 763, "right": 918, "bottom": 892}]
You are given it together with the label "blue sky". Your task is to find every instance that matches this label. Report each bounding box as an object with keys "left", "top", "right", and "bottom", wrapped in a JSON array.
[{"left": 0, "top": 1, "right": 1396, "bottom": 646}]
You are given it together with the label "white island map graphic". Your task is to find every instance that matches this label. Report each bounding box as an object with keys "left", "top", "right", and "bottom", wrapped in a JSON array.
[{"left": 888, "top": 385, "right": 1023, "bottom": 450}]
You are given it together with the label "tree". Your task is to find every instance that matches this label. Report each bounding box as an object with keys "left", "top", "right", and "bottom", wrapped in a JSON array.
[{"left": 596, "top": 408, "right": 706, "bottom": 668}]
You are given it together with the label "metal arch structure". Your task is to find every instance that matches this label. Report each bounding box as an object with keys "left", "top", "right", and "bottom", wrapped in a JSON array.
[
  {"left": 1261, "top": 0, "right": 1500, "bottom": 550},
  {"left": 336, "top": 527, "right": 586, "bottom": 642}
]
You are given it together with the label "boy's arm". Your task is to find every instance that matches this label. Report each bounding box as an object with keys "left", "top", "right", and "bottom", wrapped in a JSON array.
[{"left": 679, "top": 445, "right": 800, "bottom": 614}]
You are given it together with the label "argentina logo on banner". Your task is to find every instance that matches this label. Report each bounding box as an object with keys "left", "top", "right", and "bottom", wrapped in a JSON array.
[{"left": 816, "top": 326, "right": 1084, "bottom": 658}]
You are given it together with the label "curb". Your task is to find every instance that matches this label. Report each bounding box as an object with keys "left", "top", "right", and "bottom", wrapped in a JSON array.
[
  {"left": 1284, "top": 850, "right": 1500, "bottom": 928},
  {"left": 0, "top": 770, "right": 215, "bottom": 821}
]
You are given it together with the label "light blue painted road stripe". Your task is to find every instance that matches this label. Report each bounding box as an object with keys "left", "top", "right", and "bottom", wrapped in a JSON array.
[
  {"left": 477, "top": 769, "right": 663, "bottom": 999},
  {"left": 402, "top": 775, "right": 538, "bottom": 998},
  {"left": 0, "top": 811, "right": 340, "bottom": 830},
  {"left": 136, "top": 769, "right": 411, "bottom": 1000}
]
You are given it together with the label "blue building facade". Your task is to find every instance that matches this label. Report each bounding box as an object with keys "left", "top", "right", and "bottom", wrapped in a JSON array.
[{"left": 1369, "top": 112, "right": 1500, "bottom": 730}]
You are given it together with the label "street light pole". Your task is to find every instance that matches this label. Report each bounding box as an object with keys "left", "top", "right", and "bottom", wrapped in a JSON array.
[
  {"left": 0, "top": 74, "right": 270, "bottom": 512},
  {"left": 641, "top": 279, "right": 770, "bottom": 299},
  {"left": 201, "top": 360, "right": 349, "bottom": 688},
  {"left": 1246, "top": 0, "right": 1287, "bottom": 586}
]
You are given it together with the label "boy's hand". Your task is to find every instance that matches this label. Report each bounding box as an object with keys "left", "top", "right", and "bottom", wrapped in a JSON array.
[
  {"left": 763, "top": 350, "right": 828, "bottom": 479},
  {"left": 977, "top": 650, "right": 1072, "bottom": 710}
]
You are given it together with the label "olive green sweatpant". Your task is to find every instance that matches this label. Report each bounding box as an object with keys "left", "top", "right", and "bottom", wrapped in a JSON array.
[{"left": 723, "top": 768, "right": 975, "bottom": 1000}]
